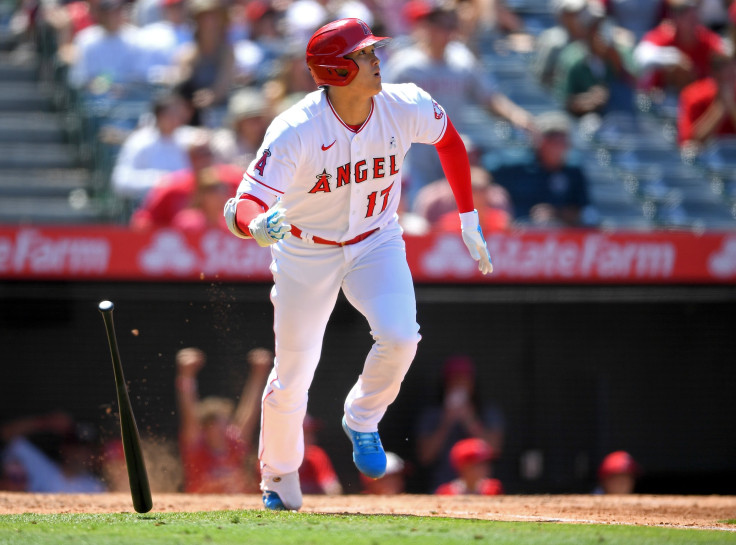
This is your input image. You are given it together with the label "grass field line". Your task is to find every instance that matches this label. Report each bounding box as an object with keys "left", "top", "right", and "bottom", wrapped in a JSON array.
[{"left": 440, "top": 509, "right": 736, "bottom": 532}]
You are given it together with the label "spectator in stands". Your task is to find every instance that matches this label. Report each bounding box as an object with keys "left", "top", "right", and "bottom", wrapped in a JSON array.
[
  {"left": 298, "top": 414, "right": 343, "bottom": 496},
  {"left": 553, "top": 1, "right": 639, "bottom": 117},
  {"left": 532, "top": 0, "right": 590, "bottom": 90},
  {"left": 175, "top": 346, "right": 272, "bottom": 493},
  {"left": 435, "top": 438, "right": 503, "bottom": 495},
  {"left": 415, "top": 354, "right": 505, "bottom": 493},
  {"left": 594, "top": 450, "right": 641, "bottom": 494},
  {"left": 174, "top": 0, "right": 235, "bottom": 127},
  {"left": 129, "top": 128, "right": 242, "bottom": 230},
  {"left": 0, "top": 412, "right": 105, "bottom": 493},
  {"left": 66, "top": 0, "right": 149, "bottom": 96},
  {"left": 210, "top": 86, "right": 271, "bottom": 169},
  {"left": 360, "top": 452, "right": 407, "bottom": 495},
  {"left": 111, "top": 90, "right": 193, "bottom": 203},
  {"left": 382, "top": 0, "right": 536, "bottom": 208},
  {"left": 678, "top": 53, "right": 736, "bottom": 153},
  {"left": 171, "top": 165, "right": 232, "bottom": 234},
  {"left": 137, "top": 0, "right": 194, "bottom": 85},
  {"left": 488, "top": 111, "right": 591, "bottom": 227},
  {"left": 411, "top": 165, "right": 511, "bottom": 234},
  {"left": 633, "top": 0, "right": 726, "bottom": 97}
]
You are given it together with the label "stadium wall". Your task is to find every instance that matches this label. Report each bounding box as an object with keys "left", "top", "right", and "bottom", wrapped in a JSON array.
[{"left": 1, "top": 282, "right": 734, "bottom": 495}]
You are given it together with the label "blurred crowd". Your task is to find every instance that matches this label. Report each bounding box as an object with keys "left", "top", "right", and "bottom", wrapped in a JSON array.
[
  {"left": 2, "top": 0, "right": 734, "bottom": 230},
  {"left": 0, "top": 348, "right": 641, "bottom": 496}
]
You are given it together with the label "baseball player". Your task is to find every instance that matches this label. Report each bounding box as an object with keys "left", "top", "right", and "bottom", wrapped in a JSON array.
[{"left": 223, "top": 18, "right": 493, "bottom": 511}]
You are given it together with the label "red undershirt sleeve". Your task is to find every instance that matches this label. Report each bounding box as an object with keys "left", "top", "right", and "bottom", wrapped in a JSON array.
[
  {"left": 235, "top": 195, "right": 268, "bottom": 235},
  {"left": 434, "top": 117, "right": 474, "bottom": 214}
]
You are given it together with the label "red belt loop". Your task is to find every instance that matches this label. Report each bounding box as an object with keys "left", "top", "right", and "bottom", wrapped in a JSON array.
[{"left": 291, "top": 226, "right": 379, "bottom": 246}]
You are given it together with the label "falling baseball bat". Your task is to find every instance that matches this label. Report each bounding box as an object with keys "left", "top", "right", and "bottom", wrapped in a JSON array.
[{"left": 98, "top": 300, "right": 153, "bottom": 514}]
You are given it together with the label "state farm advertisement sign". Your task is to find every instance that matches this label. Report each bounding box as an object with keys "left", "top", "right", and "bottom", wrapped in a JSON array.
[{"left": 1, "top": 226, "right": 735, "bottom": 284}]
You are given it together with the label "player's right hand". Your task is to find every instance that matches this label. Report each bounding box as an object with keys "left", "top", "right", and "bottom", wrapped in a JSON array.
[
  {"left": 460, "top": 210, "right": 493, "bottom": 275},
  {"left": 248, "top": 208, "right": 292, "bottom": 247}
]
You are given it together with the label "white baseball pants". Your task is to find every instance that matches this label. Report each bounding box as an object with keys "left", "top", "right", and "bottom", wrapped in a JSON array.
[{"left": 259, "top": 223, "right": 420, "bottom": 476}]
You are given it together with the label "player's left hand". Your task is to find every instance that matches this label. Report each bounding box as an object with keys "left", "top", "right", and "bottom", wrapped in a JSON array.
[{"left": 460, "top": 210, "right": 493, "bottom": 275}]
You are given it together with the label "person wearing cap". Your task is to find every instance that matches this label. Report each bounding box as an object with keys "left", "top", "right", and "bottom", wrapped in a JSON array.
[
  {"left": 488, "top": 110, "right": 591, "bottom": 227},
  {"left": 595, "top": 450, "right": 641, "bottom": 494},
  {"left": 382, "top": 0, "right": 536, "bottom": 208},
  {"left": 435, "top": 438, "right": 503, "bottom": 495},
  {"left": 552, "top": 0, "right": 638, "bottom": 117},
  {"left": 210, "top": 87, "right": 271, "bottom": 169},
  {"left": 633, "top": 0, "right": 727, "bottom": 96},
  {"left": 415, "top": 355, "right": 505, "bottom": 493}
]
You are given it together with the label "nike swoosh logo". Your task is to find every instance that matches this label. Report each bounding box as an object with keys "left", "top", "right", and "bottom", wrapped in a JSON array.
[{"left": 321, "top": 140, "right": 336, "bottom": 151}]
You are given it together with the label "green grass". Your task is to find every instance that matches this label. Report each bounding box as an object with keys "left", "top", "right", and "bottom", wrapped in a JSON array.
[{"left": 0, "top": 511, "right": 733, "bottom": 545}]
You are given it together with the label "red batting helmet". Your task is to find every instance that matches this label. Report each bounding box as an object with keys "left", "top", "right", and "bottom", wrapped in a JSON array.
[{"left": 306, "top": 18, "right": 390, "bottom": 87}]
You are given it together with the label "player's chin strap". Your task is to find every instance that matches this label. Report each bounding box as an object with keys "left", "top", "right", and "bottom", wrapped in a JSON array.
[{"left": 460, "top": 210, "right": 493, "bottom": 275}]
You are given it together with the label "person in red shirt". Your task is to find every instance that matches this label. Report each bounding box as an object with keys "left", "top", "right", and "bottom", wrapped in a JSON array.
[
  {"left": 435, "top": 437, "right": 504, "bottom": 496},
  {"left": 678, "top": 54, "right": 736, "bottom": 152},
  {"left": 171, "top": 166, "right": 233, "bottom": 234},
  {"left": 633, "top": 0, "right": 726, "bottom": 94},
  {"left": 175, "top": 346, "right": 272, "bottom": 493}
]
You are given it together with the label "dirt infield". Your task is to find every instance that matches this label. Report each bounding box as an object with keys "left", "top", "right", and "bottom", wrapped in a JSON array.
[{"left": 1, "top": 493, "right": 734, "bottom": 530}]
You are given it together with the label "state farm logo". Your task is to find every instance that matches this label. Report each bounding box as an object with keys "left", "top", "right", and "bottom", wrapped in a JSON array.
[
  {"left": 0, "top": 228, "right": 109, "bottom": 274},
  {"left": 420, "top": 233, "right": 677, "bottom": 279},
  {"left": 708, "top": 236, "right": 736, "bottom": 278},
  {"left": 139, "top": 230, "right": 198, "bottom": 275}
]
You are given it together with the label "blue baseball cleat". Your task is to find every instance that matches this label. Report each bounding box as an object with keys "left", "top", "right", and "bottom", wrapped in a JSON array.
[
  {"left": 342, "top": 416, "right": 387, "bottom": 479},
  {"left": 262, "top": 490, "right": 287, "bottom": 511}
]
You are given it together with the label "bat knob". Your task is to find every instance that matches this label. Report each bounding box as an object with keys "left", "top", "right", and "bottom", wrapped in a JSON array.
[{"left": 99, "top": 300, "right": 115, "bottom": 312}]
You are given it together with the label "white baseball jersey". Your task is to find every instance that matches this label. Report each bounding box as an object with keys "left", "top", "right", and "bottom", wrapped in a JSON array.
[{"left": 236, "top": 82, "right": 448, "bottom": 242}]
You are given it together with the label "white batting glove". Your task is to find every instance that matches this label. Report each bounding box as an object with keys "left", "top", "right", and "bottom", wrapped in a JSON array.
[
  {"left": 248, "top": 208, "right": 292, "bottom": 247},
  {"left": 460, "top": 210, "right": 493, "bottom": 275}
]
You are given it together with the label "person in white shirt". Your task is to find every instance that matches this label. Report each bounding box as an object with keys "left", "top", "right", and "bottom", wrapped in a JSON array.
[
  {"left": 67, "top": 0, "right": 148, "bottom": 94},
  {"left": 137, "top": 0, "right": 194, "bottom": 85},
  {"left": 112, "top": 91, "right": 194, "bottom": 202}
]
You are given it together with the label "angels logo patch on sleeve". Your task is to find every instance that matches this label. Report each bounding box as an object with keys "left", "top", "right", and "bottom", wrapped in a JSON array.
[
  {"left": 432, "top": 100, "right": 445, "bottom": 120},
  {"left": 254, "top": 148, "right": 271, "bottom": 176}
]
